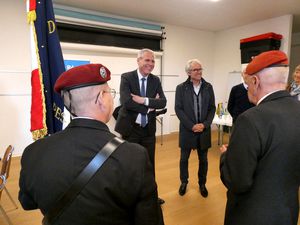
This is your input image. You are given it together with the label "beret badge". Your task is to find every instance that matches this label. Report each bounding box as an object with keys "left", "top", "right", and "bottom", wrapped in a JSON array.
[{"left": 100, "top": 66, "right": 107, "bottom": 79}]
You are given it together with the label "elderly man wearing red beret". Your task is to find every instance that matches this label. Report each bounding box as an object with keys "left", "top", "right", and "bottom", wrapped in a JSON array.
[
  {"left": 19, "top": 64, "right": 164, "bottom": 225},
  {"left": 220, "top": 50, "right": 300, "bottom": 225}
]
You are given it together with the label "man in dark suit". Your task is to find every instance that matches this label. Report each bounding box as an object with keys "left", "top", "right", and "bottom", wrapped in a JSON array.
[
  {"left": 115, "top": 49, "right": 167, "bottom": 204},
  {"left": 220, "top": 50, "right": 300, "bottom": 225},
  {"left": 19, "top": 64, "right": 164, "bottom": 225},
  {"left": 227, "top": 72, "right": 254, "bottom": 123},
  {"left": 175, "top": 59, "right": 216, "bottom": 197}
]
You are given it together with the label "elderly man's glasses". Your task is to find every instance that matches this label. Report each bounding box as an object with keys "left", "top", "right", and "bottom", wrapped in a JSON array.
[
  {"left": 191, "top": 68, "right": 203, "bottom": 72},
  {"left": 104, "top": 89, "right": 116, "bottom": 98},
  {"left": 95, "top": 88, "right": 116, "bottom": 104}
]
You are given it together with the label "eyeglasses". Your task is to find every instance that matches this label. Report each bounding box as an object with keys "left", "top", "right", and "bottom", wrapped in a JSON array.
[
  {"left": 191, "top": 68, "right": 203, "bottom": 72},
  {"left": 95, "top": 88, "right": 116, "bottom": 104},
  {"left": 103, "top": 89, "right": 116, "bottom": 99}
]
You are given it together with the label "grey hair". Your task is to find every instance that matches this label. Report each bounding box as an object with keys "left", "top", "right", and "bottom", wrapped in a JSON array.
[
  {"left": 185, "top": 59, "right": 202, "bottom": 74},
  {"left": 137, "top": 48, "right": 154, "bottom": 58}
]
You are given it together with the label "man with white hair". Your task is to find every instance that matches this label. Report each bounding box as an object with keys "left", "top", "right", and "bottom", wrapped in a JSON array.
[
  {"left": 175, "top": 59, "right": 216, "bottom": 197},
  {"left": 220, "top": 50, "right": 300, "bottom": 225}
]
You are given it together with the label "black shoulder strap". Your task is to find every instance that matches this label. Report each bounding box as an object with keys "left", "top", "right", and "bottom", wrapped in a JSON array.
[{"left": 43, "top": 137, "right": 124, "bottom": 225}]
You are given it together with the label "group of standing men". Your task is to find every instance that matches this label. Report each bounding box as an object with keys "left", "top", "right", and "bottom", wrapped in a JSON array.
[{"left": 18, "top": 49, "right": 299, "bottom": 225}]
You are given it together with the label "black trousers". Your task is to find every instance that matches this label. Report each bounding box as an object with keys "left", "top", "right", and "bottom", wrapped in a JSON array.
[
  {"left": 179, "top": 147, "right": 208, "bottom": 185},
  {"left": 123, "top": 123, "right": 156, "bottom": 176}
]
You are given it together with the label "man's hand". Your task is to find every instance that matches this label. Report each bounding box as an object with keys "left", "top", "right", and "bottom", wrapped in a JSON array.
[
  {"left": 131, "top": 94, "right": 145, "bottom": 104},
  {"left": 220, "top": 144, "right": 228, "bottom": 153},
  {"left": 192, "top": 123, "right": 205, "bottom": 132},
  {"left": 148, "top": 93, "right": 160, "bottom": 111}
]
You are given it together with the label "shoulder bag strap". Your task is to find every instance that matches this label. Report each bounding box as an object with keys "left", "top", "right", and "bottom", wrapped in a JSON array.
[{"left": 43, "top": 137, "right": 124, "bottom": 225}]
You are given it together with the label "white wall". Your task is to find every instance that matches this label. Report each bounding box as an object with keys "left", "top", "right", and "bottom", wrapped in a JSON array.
[
  {"left": 0, "top": 0, "right": 294, "bottom": 157},
  {"left": 0, "top": 0, "right": 32, "bottom": 156},
  {"left": 212, "top": 15, "right": 293, "bottom": 104}
]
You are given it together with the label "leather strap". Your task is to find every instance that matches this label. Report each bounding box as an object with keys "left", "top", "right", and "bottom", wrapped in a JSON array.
[{"left": 43, "top": 137, "right": 124, "bottom": 225}]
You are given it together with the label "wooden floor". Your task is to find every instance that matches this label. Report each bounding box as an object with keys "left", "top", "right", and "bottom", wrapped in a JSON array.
[
  {"left": 156, "top": 131, "right": 228, "bottom": 225},
  {"left": 1, "top": 131, "right": 299, "bottom": 225}
]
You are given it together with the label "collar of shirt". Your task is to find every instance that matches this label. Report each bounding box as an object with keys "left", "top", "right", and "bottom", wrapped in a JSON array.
[
  {"left": 243, "top": 82, "right": 248, "bottom": 90},
  {"left": 193, "top": 81, "right": 202, "bottom": 95},
  {"left": 257, "top": 90, "right": 280, "bottom": 105},
  {"left": 137, "top": 69, "right": 148, "bottom": 81},
  {"left": 72, "top": 116, "right": 95, "bottom": 120}
]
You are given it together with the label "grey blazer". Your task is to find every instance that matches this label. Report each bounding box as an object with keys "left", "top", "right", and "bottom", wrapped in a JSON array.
[{"left": 175, "top": 77, "right": 216, "bottom": 150}]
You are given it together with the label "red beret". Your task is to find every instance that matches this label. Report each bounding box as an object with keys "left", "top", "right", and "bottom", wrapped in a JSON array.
[
  {"left": 54, "top": 64, "right": 111, "bottom": 93},
  {"left": 245, "top": 50, "right": 288, "bottom": 75}
]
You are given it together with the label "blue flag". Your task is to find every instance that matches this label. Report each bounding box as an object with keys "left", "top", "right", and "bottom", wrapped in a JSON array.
[{"left": 28, "top": 0, "right": 65, "bottom": 139}]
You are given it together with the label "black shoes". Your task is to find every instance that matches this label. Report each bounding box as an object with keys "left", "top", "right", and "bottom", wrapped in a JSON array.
[
  {"left": 158, "top": 197, "right": 165, "bottom": 205},
  {"left": 178, "top": 183, "right": 208, "bottom": 197},
  {"left": 179, "top": 183, "right": 187, "bottom": 196},
  {"left": 199, "top": 184, "right": 208, "bottom": 198}
]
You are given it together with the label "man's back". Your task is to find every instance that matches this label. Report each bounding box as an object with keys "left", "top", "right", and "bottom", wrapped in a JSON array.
[
  {"left": 19, "top": 118, "right": 162, "bottom": 225},
  {"left": 221, "top": 91, "right": 300, "bottom": 225}
]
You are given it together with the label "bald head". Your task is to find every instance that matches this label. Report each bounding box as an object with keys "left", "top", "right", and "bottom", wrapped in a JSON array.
[
  {"left": 245, "top": 66, "right": 289, "bottom": 105},
  {"left": 63, "top": 83, "right": 114, "bottom": 122}
]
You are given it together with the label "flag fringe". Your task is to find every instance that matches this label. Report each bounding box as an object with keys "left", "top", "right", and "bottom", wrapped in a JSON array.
[
  {"left": 27, "top": 10, "right": 36, "bottom": 24},
  {"left": 30, "top": 13, "right": 48, "bottom": 140},
  {"left": 32, "top": 128, "right": 48, "bottom": 141}
]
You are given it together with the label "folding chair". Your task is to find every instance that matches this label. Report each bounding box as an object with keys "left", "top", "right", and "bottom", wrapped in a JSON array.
[{"left": 0, "top": 145, "right": 17, "bottom": 225}]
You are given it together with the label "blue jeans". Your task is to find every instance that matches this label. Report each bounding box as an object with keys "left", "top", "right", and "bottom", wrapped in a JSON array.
[{"left": 180, "top": 148, "right": 208, "bottom": 185}]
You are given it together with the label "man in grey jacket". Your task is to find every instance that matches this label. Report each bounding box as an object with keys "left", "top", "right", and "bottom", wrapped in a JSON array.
[{"left": 175, "top": 59, "right": 216, "bottom": 197}]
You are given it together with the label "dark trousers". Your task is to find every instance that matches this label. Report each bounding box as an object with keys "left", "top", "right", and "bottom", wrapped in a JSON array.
[
  {"left": 123, "top": 123, "right": 156, "bottom": 176},
  {"left": 180, "top": 147, "right": 208, "bottom": 185}
]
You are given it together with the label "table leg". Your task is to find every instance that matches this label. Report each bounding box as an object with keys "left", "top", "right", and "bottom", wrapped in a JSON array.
[
  {"left": 220, "top": 125, "right": 223, "bottom": 145},
  {"left": 217, "top": 125, "right": 221, "bottom": 145}
]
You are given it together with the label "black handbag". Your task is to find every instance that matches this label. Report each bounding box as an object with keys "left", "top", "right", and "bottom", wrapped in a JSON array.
[{"left": 42, "top": 137, "right": 124, "bottom": 225}]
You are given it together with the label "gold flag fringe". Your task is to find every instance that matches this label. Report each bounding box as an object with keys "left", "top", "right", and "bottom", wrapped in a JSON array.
[
  {"left": 27, "top": 10, "right": 36, "bottom": 24},
  {"left": 32, "top": 128, "right": 48, "bottom": 141},
  {"left": 28, "top": 5, "right": 48, "bottom": 140}
]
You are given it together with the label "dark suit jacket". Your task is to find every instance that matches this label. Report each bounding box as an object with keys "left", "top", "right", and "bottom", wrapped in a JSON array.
[
  {"left": 227, "top": 83, "right": 254, "bottom": 123},
  {"left": 115, "top": 70, "right": 167, "bottom": 136},
  {"left": 19, "top": 119, "right": 164, "bottom": 225},
  {"left": 175, "top": 78, "right": 216, "bottom": 150},
  {"left": 220, "top": 91, "right": 300, "bottom": 225}
]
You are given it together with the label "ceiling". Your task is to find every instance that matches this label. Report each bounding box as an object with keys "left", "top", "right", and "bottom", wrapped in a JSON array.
[{"left": 53, "top": 0, "right": 300, "bottom": 33}]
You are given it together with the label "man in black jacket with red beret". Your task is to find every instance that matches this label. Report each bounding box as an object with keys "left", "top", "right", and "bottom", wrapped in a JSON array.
[{"left": 19, "top": 63, "right": 164, "bottom": 225}]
